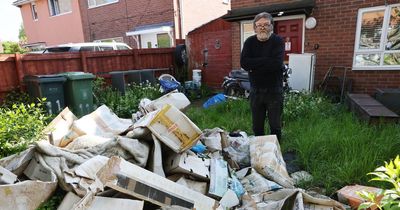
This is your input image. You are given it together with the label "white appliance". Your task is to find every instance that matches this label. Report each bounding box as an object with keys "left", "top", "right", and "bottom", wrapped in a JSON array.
[{"left": 288, "top": 53, "right": 316, "bottom": 92}]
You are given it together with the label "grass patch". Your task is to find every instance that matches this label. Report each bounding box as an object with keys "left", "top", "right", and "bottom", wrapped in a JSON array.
[{"left": 186, "top": 93, "right": 400, "bottom": 195}]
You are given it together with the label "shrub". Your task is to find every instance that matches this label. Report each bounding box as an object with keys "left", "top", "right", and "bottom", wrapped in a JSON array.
[
  {"left": 358, "top": 156, "right": 400, "bottom": 210},
  {"left": 93, "top": 77, "right": 162, "bottom": 118},
  {"left": 283, "top": 92, "right": 336, "bottom": 121},
  {"left": 1, "top": 89, "right": 31, "bottom": 109},
  {"left": 0, "top": 102, "right": 49, "bottom": 158}
]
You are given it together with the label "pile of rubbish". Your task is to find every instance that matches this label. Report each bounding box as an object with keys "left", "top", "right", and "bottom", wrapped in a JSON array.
[{"left": 0, "top": 90, "right": 359, "bottom": 210}]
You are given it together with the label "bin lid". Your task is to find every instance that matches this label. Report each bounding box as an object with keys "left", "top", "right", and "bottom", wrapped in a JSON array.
[
  {"left": 23, "top": 75, "right": 67, "bottom": 83},
  {"left": 59, "top": 72, "right": 95, "bottom": 80}
]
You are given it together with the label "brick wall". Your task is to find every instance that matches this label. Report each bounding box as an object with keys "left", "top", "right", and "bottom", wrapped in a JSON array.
[
  {"left": 231, "top": 0, "right": 400, "bottom": 94},
  {"left": 79, "top": 0, "right": 174, "bottom": 48},
  {"left": 187, "top": 19, "right": 232, "bottom": 88}
]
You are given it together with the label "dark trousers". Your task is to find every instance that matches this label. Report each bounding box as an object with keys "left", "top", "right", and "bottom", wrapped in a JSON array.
[{"left": 250, "top": 90, "right": 283, "bottom": 140}]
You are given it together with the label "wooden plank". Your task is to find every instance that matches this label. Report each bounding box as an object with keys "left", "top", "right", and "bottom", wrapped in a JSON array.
[{"left": 347, "top": 93, "right": 399, "bottom": 124}]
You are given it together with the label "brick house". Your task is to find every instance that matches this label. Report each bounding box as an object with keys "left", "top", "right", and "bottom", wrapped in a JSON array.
[
  {"left": 13, "top": 0, "right": 230, "bottom": 49},
  {"left": 195, "top": 0, "right": 399, "bottom": 94}
]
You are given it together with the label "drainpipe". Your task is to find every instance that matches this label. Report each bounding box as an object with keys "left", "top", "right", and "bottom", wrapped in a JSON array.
[{"left": 177, "top": 0, "right": 183, "bottom": 41}]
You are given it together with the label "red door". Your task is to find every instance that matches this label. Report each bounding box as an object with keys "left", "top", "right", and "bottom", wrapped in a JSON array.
[{"left": 274, "top": 19, "right": 303, "bottom": 62}]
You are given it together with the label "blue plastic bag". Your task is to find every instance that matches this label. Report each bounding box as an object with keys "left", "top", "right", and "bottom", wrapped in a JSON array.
[
  {"left": 203, "top": 93, "right": 226, "bottom": 108},
  {"left": 190, "top": 142, "right": 207, "bottom": 153},
  {"left": 159, "top": 79, "right": 180, "bottom": 93}
]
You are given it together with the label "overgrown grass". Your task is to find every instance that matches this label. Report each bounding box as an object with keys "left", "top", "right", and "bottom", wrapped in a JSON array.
[
  {"left": 186, "top": 92, "right": 400, "bottom": 195},
  {"left": 186, "top": 99, "right": 252, "bottom": 133}
]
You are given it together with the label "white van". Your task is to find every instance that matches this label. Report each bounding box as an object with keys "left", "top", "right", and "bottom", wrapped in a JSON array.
[{"left": 43, "top": 42, "right": 132, "bottom": 53}]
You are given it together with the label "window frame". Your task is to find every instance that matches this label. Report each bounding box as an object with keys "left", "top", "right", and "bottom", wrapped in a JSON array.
[
  {"left": 88, "top": 0, "right": 119, "bottom": 9},
  {"left": 31, "top": 2, "right": 38, "bottom": 20},
  {"left": 353, "top": 3, "right": 400, "bottom": 70},
  {"left": 240, "top": 20, "right": 255, "bottom": 50},
  {"left": 156, "top": 33, "right": 171, "bottom": 48},
  {"left": 48, "top": 0, "right": 72, "bottom": 16}
]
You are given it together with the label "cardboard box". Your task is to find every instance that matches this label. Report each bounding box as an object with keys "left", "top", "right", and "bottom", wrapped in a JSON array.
[
  {"left": 208, "top": 158, "right": 228, "bottom": 199},
  {"left": 146, "top": 91, "right": 190, "bottom": 112},
  {"left": 0, "top": 166, "right": 17, "bottom": 184},
  {"left": 57, "top": 192, "right": 144, "bottom": 210},
  {"left": 165, "top": 152, "right": 210, "bottom": 180},
  {"left": 145, "top": 104, "right": 202, "bottom": 153},
  {"left": 23, "top": 154, "right": 57, "bottom": 182},
  {"left": 102, "top": 156, "right": 218, "bottom": 209},
  {"left": 337, "top": 185, "right": 381, "bottom": 209},
  {"left": 43, "top": 107, "right": 77, "bottom": 146},
  {"left": 0, "top": 180, "right": 57, "bottom": 210}
]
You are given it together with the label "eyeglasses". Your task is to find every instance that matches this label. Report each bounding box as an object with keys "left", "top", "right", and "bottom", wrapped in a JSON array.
[{"left": 256, "top": 23, "right": 272, "bottom": 28}]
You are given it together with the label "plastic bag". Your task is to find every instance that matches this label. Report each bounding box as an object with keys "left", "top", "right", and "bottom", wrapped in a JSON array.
[
  {"left": 159, "top": 79, "right": 180, "bottom": 93},
  {"left": 203, "top": 93, "right": 226, "bottom": 108}
]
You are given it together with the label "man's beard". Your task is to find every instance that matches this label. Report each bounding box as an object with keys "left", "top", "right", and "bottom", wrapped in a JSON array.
[{"left": 256, "top": 31, "right": 272, "bottom": 41}]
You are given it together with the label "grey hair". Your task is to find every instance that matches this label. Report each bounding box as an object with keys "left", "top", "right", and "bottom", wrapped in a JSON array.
[{"left": 253, "top": 12, "right": 273, "bottom": 29}]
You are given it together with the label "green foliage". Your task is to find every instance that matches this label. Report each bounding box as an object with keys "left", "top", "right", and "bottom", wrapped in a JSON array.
[
  {"left": 187, "top": 92, "right": 400, "bottom": 196},
  {"left": 358, "top": 156, "right": 400, "bottom": 210},
  {"left": 0, "top": 101, "right": 49, "bottom": 158},
  {"left": 2, "top": 41, "right": 27, "bottom": 54},
  {"left": 283, "top": 98, "right": 400, "bottom": 195},
  {"left": 93, "top": 77, "right": 162, "bottom": 118},
  {"left": 18, "top": 24, "right": 27, "bottom": 43},
  {"left": 1, "top": 89, "right": 31, "bottom": 109},
  {"left": 283, "top": 92, "right": 333, "bottom": 121},
  {"left": 186, "top": 98, "right": 252, "bottom": 133},
  {"left": 185, "top": 85, "right": 214, "bottom": 101},
  {"left": 36, "top": 189, "right": 65, "bottom": 210}
]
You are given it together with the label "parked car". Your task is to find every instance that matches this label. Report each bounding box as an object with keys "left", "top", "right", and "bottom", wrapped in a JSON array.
[{"left": 43, "top": 42, "right": 132, "bottom": 53}]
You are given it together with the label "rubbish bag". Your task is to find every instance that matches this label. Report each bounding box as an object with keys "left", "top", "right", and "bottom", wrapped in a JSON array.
[
  {"left": 159, "top": 79, "right": 180, "bottom": 93},
  {"left": 203, "top": 93, "right": 226, "bottom": 108}
]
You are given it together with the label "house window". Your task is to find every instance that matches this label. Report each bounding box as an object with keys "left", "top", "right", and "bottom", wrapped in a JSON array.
[
  {"left": 88, "top": 0, "right": 118, "bottom": 8},
  {"left": 240, "top": 21, "right": 255, "bottom": 49},
  {"left": 354, "top": 4, "right": 400, "bottom": 70},
  {"left": 31, "top": 2, "right": 38, "bottom": 20},
  {"left": 48, "top": 0, "right": 71, "bottom": 16},
  {"left": 157, "top": 33, "right": 171, "bottom": 48}
]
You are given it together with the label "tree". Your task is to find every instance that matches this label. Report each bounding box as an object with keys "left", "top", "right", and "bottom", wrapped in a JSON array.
[
  {"left": 18, "top": 24, "right": 27, "bottom": 44},
  {"left": 2, "top": 41, "right": 27, "bottom": 54}
]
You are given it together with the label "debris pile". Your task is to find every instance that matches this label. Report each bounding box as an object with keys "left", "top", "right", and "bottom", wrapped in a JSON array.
[{"left": 0, "top": 90, "right": 350, "bottom": 209}]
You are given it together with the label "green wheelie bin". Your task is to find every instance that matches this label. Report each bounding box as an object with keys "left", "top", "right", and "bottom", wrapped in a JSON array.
[
  {"left": 59, "top": 72, "right": 95, "bottom": 117},
  {"left": 23, "top": 74, "right": 66, "bottom": 115}
]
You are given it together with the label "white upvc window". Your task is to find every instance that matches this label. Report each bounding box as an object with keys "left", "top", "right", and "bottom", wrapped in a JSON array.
[
  {"left": 48, "top": 0, "right": 71, "bottom": 16},
  {"left": 31, "top": 2, "right": 38, "bottom": 20},
  {"left": 240, "top": 20, "right": 255, "bottom": 49},
  {"left": 88, "top": 0, "right": 118, "bottom": 8},
  {"left": 353, "top": 4, "right": 400, "bottom": 70}
]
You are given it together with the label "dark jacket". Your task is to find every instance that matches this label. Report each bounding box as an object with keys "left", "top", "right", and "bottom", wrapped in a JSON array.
[{"left": 240, "top": 33, "right": 285, "bottom": 91}]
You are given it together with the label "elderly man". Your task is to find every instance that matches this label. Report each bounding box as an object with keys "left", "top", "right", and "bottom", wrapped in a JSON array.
[{"left": 240, "top": 12, "right": 285, "bottom": 140}]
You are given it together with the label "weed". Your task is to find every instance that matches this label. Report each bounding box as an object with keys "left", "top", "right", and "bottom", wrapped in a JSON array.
[
  {"left": 0, "top": 101, "right": 49, "bottom": 158},
  {"left": 358, "top": 155, "right": 400, "bottom": 210}
]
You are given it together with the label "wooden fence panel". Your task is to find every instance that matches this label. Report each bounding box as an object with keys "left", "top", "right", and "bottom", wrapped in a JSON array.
[
  {"left": 0, "top": 48, "right": 175, "bottom": 101},
  {"left": 0, "top": 55, "right": 19, "bottom": 99}
]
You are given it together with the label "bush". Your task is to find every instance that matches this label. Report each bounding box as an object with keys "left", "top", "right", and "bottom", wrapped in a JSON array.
[
  {"left": 358, "top": 155, "right": 400, "bottom": 210},
  {"left": 0, "top": 102, "right": 49, "bottom": 158},
  {"left": 283, "top": 92, "right": 336, "bottom": 121},
  {"left": 1, "top": 89, "right": 31, "bottom": 109},
  {"left": 93, "top": 77, "right": 162, "bottom": 118}
]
